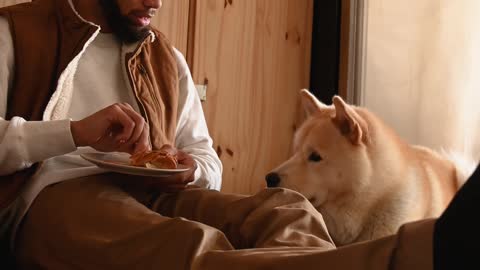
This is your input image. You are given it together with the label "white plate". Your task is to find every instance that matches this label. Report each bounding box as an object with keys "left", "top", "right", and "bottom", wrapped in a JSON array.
[{"left": 80, "top": 152, "right": 189, "bottom": 177}]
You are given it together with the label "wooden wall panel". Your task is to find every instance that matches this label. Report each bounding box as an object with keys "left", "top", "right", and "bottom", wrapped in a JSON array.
[
  {"left": 191, "top": 0, "right": 314, "bottom": 195},
  {"left": 0, "top": 0, "right": 28, "bottom": 8},
  {"left": 151, "top": 0, "right": 190, "bottom": 56}
]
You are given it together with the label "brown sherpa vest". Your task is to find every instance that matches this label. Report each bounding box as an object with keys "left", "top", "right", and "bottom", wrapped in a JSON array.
[{"left": 0, "top": 0, "right": 179, "bottom": 210}]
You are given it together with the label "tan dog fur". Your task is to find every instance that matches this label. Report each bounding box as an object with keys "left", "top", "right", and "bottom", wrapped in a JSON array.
[{"left": 268, "top": 89, "right": 472, "bottom": 246}]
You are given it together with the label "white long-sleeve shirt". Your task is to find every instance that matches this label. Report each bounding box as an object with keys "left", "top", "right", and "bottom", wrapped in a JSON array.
[{"left": 0, "top": 11, "right": 222, "bottom": 247}]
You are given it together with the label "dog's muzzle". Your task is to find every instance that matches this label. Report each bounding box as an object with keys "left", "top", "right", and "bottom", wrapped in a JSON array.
[{"left": 265, "top": 172, "right": 281, "bottom": 187}]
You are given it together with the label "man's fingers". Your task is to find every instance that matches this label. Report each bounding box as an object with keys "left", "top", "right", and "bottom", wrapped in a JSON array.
[
  {"left": 132, "top": 124, "right": 151, "bottom": 154},
  {"left": 117, "top": 103, "right": 146, "bottom": 145},
  {"left": 108, "top": 104, "right": 136, "bottom": 143},
  {"left": 120, "top": 102, "right": 135, "bottom": 111},
  {"left": 176, "top": 151, "right": 196, "bottom": 167},
  {"left": 159, "top": 144, "right": 177, "bottom": 154}
]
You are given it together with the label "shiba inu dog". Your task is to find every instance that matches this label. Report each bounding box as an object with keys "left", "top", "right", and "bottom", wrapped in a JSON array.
[{"left": 266, "top": 89, "right": 475, "bottom": 246}]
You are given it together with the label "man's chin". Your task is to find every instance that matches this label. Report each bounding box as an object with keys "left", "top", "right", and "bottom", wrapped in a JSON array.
[
  {"left": 99, "top": 0, "right": 152, "bottom": 43},
  {"left": 129, "top": 24, "right": 150, "bottom": 34},
  {"left": 120, "top": 26, "right": 151, "bottom": 44}
]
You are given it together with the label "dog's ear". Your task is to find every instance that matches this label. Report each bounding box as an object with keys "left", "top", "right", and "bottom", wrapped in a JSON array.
[
  {"left": 300, "top": 89, "right": 329, "bottom": 116},
  {"left": 332, "top": 95, "right": 365, "bottom": 145}
]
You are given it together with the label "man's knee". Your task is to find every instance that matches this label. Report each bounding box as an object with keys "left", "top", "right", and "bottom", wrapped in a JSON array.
[
  {"left": 157, "top": 218, "right": 233, "bottom": 250},
  {"left": 253, "top": 187, "right": 314, "bottom": 208}
]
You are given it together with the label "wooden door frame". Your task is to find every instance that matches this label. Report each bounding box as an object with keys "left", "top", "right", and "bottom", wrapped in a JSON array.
[
  {"left": 185, "top": 0, "right": 197, "bottom": 70},
  {"left": 338, "top": 0, "right": 368, "bottom": 105}
]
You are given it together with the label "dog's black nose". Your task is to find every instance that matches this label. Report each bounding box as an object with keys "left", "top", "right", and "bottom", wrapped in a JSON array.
[{"left": 265, "top": 172, "right": 281, "bottom": 188}]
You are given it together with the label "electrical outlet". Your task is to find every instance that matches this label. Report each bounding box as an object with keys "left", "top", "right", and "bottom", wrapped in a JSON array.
[{"left": 195, "top": 84, "right": 207, "bottom": 101}]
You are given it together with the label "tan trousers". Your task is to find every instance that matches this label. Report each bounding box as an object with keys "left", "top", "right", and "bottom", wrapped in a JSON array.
[{"left": 15, "top": 175, "right": 434, "bottom": 269}]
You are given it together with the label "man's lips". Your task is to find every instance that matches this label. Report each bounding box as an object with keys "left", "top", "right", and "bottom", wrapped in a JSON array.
[
  {"left": 129, "top": 10, "right": 156, "bottom": 27},
  {"left": 136, "top": 16, "right": 151, "bottom": 27},
  {"left": 129, "top": 15, "right": 152, "bottom": 27}
]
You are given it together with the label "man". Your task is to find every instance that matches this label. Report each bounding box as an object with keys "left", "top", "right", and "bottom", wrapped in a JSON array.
[{"left": 0, "top": 0, "right": 476, "bottom": 269}]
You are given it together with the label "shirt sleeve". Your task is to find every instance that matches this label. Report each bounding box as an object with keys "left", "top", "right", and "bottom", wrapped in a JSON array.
[
  {"left": 0, "top": 16, "right": 77, "bottom": 176},
  {"left": 172, "top": 48, "right": 223, "bottom": 190}
]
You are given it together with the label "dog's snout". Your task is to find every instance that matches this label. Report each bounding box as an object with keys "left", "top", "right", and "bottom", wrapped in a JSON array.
[{"left": 265, "top": 172, "right": 281, "bottom": 188}]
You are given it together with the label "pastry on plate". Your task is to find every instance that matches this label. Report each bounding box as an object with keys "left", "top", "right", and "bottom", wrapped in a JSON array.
[{"left": 130, "top": 150, "right": 178, "bottom": 169}]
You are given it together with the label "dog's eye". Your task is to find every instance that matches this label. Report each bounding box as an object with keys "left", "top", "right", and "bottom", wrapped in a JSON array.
[{"left": 308, "top": 152, "right": 322, "bottom": 162}]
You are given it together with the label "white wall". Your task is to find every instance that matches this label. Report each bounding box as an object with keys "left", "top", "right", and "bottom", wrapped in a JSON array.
[{"left": 362, "top": 0, "right": 480, "bottom": 161}]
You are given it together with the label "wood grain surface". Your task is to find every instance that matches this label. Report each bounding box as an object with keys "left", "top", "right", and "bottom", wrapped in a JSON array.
[
  {"left": 151, "top": 0, "right": 190, "bottom": 56},
  {"left": 190, "top": 0, "right": 314, "bottom": 194},
  {"left": 0, "top": 0, "right": 28, "bottom": 7}
]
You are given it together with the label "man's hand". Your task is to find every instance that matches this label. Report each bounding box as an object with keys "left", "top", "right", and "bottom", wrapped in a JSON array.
[{"left": 70, "top": 103, "right": 151, "bottom": 154}]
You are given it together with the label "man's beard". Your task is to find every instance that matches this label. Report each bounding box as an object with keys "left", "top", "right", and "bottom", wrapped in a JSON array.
[{"left": 99, "top": 0, "right": 151, "bottom": 44}]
